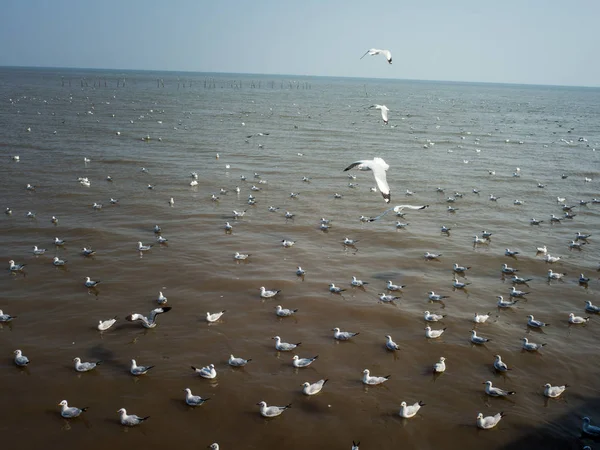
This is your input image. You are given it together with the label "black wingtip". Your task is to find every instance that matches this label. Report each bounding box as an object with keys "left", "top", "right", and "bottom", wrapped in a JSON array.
[
  {"left": 81, "top": 407, "right": 89, "bottom": 412},
  {"left": 285, "top": 403, "right": 292, "bottom": 409},
  {"left": 191, "top": 366, "right": 198, "bottom": 371},
  {"left": 418, "top": 401, "right": 426, "bottom": 406},
  {"left": 382, "top": 193, "right": 391, "bottom": 203},
  {"left": 142, "top": 416, "right": 150, "bottom": 421}
]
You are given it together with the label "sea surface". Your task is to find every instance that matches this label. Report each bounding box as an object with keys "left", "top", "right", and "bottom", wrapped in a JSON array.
[{"left": 1, "top": 67, "right": 599, "bottom": 449}]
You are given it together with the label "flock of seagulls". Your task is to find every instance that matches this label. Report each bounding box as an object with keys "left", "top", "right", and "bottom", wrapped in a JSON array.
[{"left": 3, "top": 59, "right": 600, "bottom": 450}]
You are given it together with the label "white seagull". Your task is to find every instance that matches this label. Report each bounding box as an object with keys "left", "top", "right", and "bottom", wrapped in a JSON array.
[
  {"left": 228, "top": 355, "right": 251, "bottom": 367},
  {"left": 477, "top": 412, "right": 504, "bottom": 429},
  {"left": 360, "top": 48, "right": 392, "bottom": 64},
  {"left": 84, "top": 277, "right": 100, "bottom": 288},
  {"left": 522, "top": 337, "right": 545, "bottom": 351},
  {"left": 206, "top": 310, "right": 226, "bottom": 323},
  {"left": 399, "top": 401, "right": 425, "bottom": 418},
  {"left": 484, "top": 381, "right": 515, "bottom": 397},
  {"left": 117, "top": 408, "right": 149, "bottom": 426},
  {"left": 191, "top": 363, "right": 217, "bottom": 379},
  {"left": 425, "top": 326, "right": 446, "bottom": 339},
  {"left": 260, "top": 286, "right": 281, "bottom": 298},
  {"left": 494, "top": 355, "right": 510, "bottom": 372},
  {"left": 433, "top": 357, "right": 446, "bottom": 373},
  {"left": 385, "top": 335, "right": 400, "bottom": 351},
  {"left": 292, "top": 355, "right": 318, "bottom": 368},
  {"left": 14, "top": 349, "right": 29, "bottom": 367},
  {"left": 183, "top": 388, "right": 210, "bottom": 406},
  {"left": 333, "top": 327, "right": 359, "bottom": 340},
  {"left": 302, "top": 379, "right": 328, "bottom": 396},
  {"left": 473, "top": 312, "right": 491, "bottom": 323},
  {"left": 130, "top": 359, "right": 154, "bottom": 376},
  {"left": 272, "top": 336, "right": 301, "bottom": 351},
  {"left": 97, "top": 316, "right": 117, "bottom": 331},
  {"left": 344, "top": 157, "right": 391, "bottom": 203},
  {"left": 126, "top": 307, "right": 172, "bottom": 328},
  {"left": 362, "top": 369, "right": 390, "bottom": 385},
  {"left": 544, "top": 383, "right": 568, "bottom": 398},
  {"left": 369, "top": 204, "right": 429, "bottom": 221},
  {"left": 73, "top": 357, "right": 101, "bottom": 372},
  {"left": 256, "top": 401, "right": 291, "bottom": 418},
  {"left": 370, "top": 104, "right": 390, "bottom": 124},
  {"left": 58, "top": 400, "right": 88, "bottom": 419},
  {"left": 470, "top": 330, "right": 491, "bottom": 345},
  {"left": 276, "top": 305, "right": 298, "bottom": 317}
]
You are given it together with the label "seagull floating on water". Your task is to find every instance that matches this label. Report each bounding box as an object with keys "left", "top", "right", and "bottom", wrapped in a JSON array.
[
  {"left": 130, "top": 359, "right": 154, "bottom": 376},
  {"left": 522, "top": 337, "right": 545, "bottom": 351},
  {"left": 333, "top": 327, "right": 359, "bottom": 341},
  {"left": 362, "top": 369, "right": 390, "bottom": 385},
  {"left": 272, "top": 336, "right": 301, "bottom": 351},
  {"left": 385, "top": 335, "right": 400, "bottom": 351},
  {"left": 117, "top": 408, "right": 149, "bottom": 426},
  {"left": 14, "top": 349, "right": 29, "bottom": 366},
  {"left": 228, "top": 355, "right": 251, "bottom": 367},
  {"left": 399, "top": 401, "right": 425, "bottom": 418},
  {"left": 544, "top": 383, "right": 568, "bottom": 398},
  {"left": 292, "top": 355, "right": 318, "bottom": 368},
  {"left": 184, "top": 388, "right": 210, "bottom": 406},
  {"left": 97, "top": 316, "right": 117, "bottom": 331},
  {"left": 302, "top": 379, "right": 328, "bottom": 396},
  {"left": 477, "top": 412, "right": 504, "bottom": 429},
  {"left": 256, "top": 401, "right": 291, "bottom": 417},
  {"left": 59, "top": 400, "right": 88, "bottom": 419},
  {"left": 493, "top": 355, "right": 510, "bottom": 372},
  {"left": 191, "top": 363, "right": 217, "bottom": 379}
]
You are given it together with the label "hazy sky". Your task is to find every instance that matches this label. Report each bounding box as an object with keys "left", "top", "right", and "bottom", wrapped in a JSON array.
[{"left": 1, "top": 0, "right": 599, "bottom": 86}]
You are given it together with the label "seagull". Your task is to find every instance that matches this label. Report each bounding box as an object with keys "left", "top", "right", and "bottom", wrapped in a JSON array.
[
  {"left": 582, "top": 417, "right": 600, "bottom": 436},
  {"left": 329, "top": 283, "right": 346, "bottom": 294},
  {"left": 52, "top": 256, "right": 67, "bottom": 266},
  {"left": 0, "top": 309, "right": 16, "bottom": 322},
  {"left": 505, "top": 249, "right": 519, "bottom": 257},
  {"left": 58, "top": 400, "right": 88, "bottom": 419},
  {"left": 424, "top": 252, "right": 442, "bottom": 260},
  {"left": 453, "top": 278, "right": 470, "bottom": 289},
  {"left": 73, "top": 357, "right": 102, "bottom": 372},
  {"left": 97, "top": 316, "right": 117, "bottom": 331},
  {"left": 510, "top": 287, "right": 529, "bottom": 298},
  {"left": 477, "top": 412, "right": 504, "bottom": 429},
  {"left": 433, "top": 357, "right": 446, "bottom": 373},
  {"left": 387, "top": 280, "right": 405, "bottom": 291},
  {"left": 260, "top": 286, "right": 281, "bottom": 298},
  {"left": 473, "top": 312, "right": 491, "bottom": 324},
  {"left": 484, "top": 381, "right": 515, "bottom": 397},
  {"left": 206, "top": 310, "right": 226, "bottom": 323},
  {"left": 281, "top": 239, "right": 295, "bottom": 247},
  {"left": 256, "top": 401, "right": 291, "bottom": 418},
  {"left": 547, "top": 269, "right": 566, "bottom": 280},
  {"left": 292, "top": 355, "right": 318, "bottom": 368},
  {"left": 385, "top": 335, "right": 400, "bottom": 351},
  {"left": 441, "top": 225, "right": 451, "bottom": 234},
  {"left": 183, "top": 388, "right": 210, "bottom": 406},
  {"left": 117, "top": 408, "right": 149, "bottom": 426},
  {"left": 14, "top": 349, "right": 29, "bottom": 366},
  {"left": 530, "top": 218, "right": 544, "bottom": 225},
  {"left": 473, "top": 235, "right": 490, "bottom": 245},
  {"left": 32, "top": 246, "right": 46, "bottom": 255},
  {"left": 157, "top": 291, "right": 168, "bottom": 304},
  {"left": 234, "top": 252, "right": 250, "bottom": 260},
  {"left": 527, "top": 315, "right": 549, "bottom": 328},
  {"left": 497, "top": 295, "right": 519, "bottom": 308},
  {"left": 453, "top": 263, "right": 471, "bottom": 274},
  {"left": 522, "top": 337, "right": 545, "bottom": 351},
  {"left": 191, "top": 364, "right": 217, "bottom": 379},
  {"left": 368, "top": 204, "right": 429, "bottom": 221},
  {"left": 536, "top": 245, "right": 548, "bottom": 254},
  {"left": 428, "top": 291, "right": 449, "bottom": 302},
  {"left": 224, "top": 222, "right": 233, "bottom": 232},
  {"left": 82, "top": 248, "right": 96, "bottom": 257},
  {"left": 585, "top": 300, "right": 600, "bottom": 313},
  {"left": 425, "top": 326, "right": 446, "bottom": 339},
  {"left": 362, "top": 369, "right": 390, "bottom": 385},
  {"left": 272, "top": 336, "right": 301, "bottom": 351},
  {"left": 502, "top": 264, "right": 518, "bottom": 275},
  {"left": 576, "top": 232, "right": 592, "bottom": 240},
  {"left": 360, "top": 48, "right": 392, "bottom": 64},
  {"left": 130, "top": 359, "right": 154, "bottom": 376},
  {"left": 228, "top": 355, "right": 251, "bottom": 367},
  {"left": 137, "top": 241, "right": 152, "bottom": 251},
  {"left": 8, "top": 260, "right": 26, "bottom": 272},
  {"left": 333, "top": 327, "right": 359, "bottom": 340},
  {"left": 126, "top": 307, "right": 172, "bottom": 328},
  {"left": 351, "top": 276, "right": 368, "bottom": 287},
  {"left": 275, "top": 305, "right": 298, "bottom": 317},
  {"left": 343, "top": 237, "right": 359, "bottom": 246},
  {"left": 511, "top": 275, "right": 532, "bottom": 285},
  {"left": 544, "top": 254, "right": 561, "bottom": 263},
  {"left": 399, "top": 401, "right": 425, "bottom": 418},
  {"left": 344, "top": 157, "right": 391, "bottom": 203},
  {"left": 493, "top": 355, "right": 510, "bottom": 372},
  {"left": 302, "top": 379, "right": 328, "bottom": 396},
  {"left": 424, "top": 311, "right": 446, "bottom": 322},
  {"left": 568, "top": 313, "right": 589, "bottom": 324},
  {"left": 544, "top": 383, "right": 568, "bottom": 398},
  {"left": 296, "top": 266, "right": 306, "bottom": 276},
  {"left": 370, "top": 104, "right": 390, "bottom": 124},
  {"left": 352, "top": 442, "right": 360, "bottom": 450},
  {"left": 470, "top": 330, "right": 490, "bottom": 344}
]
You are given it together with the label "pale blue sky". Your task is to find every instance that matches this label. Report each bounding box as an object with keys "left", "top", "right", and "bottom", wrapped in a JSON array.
[{"left": 1, "top": 0, "right": 599, "bottom": 86}]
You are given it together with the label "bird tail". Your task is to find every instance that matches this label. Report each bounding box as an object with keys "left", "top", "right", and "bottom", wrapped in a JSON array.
[
  {"left": 295, "top": 342, "right": 302, "bottom": 346},
  {"left": 313, "top": 355, "right": 319, "bottom": 360},
  {"left": 96, "top": 361, "right": 103, "bottom": 365},
  {"left": 500, "top": 412, "right": 506, "bottom": 418},
  {"left": 191, "top": 366, "right": 198, "bottom": 371},
  {"left": 418, "top": 401, "right": 426, "bottom": 406},
  {"left": 81, "top": 407, "right": 89, "bottom": 412},
  {"left": 246, "top": 359, "right": 253, "bottom": 362},
  {"left": 384, "top": 375, "right": 391, "bottom": 379},
  {"left": 142, "top": 416, "right": 150, "bottom": 421},
  {"left": 323, "top": 379, "right": 329, "bottom": 385},
  {"left": 285, "top": 404, "right": 292, "bottom": 409},
  {"left": 508, "top": 391, "right": 516, "bottom": 395}
]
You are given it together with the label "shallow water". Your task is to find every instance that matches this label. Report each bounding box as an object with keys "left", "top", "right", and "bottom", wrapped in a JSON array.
[{"left": 1, "top": 68, "right": 600, "bottom": 449}]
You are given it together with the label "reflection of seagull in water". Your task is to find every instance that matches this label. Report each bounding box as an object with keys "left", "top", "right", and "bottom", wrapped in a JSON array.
[
  {"left": 360, "top": 48, "right": 392, "bottom": 64},
  {"left": 344, "top": 157, "right": 390, "bottom": 203}
]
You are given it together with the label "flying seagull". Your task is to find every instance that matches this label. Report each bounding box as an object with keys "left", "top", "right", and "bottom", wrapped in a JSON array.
[
  {"left": 368, "top": 204, "right": 429, "bottom": 222},
  {"left": 344, "top": 157, "right": 390, "bottom": 203},
  {"left": 360, "top": 48, "right": 392, "bottom": 64},
  {"left": 370, "top": 104, "right": 389, "bottom": 124}
]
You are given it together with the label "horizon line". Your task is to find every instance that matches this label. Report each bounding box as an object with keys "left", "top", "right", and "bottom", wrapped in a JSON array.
[{"left": 1, "top": 64, "right": 599, "bottom": 90}]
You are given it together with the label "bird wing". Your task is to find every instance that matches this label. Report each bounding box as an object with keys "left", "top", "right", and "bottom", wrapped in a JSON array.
[
  {"left": 127, "top": 313, "right": 146, "bottom": 322},
  {"left": 370, "top": 162, "right": 390, "bottom": 203},
  {"left": 360, "top": 50, "right": 371, "bottom": 59},
  {"left": 383, "top": 50, "right": 392, "bottom": 62},
  {"left": 344, "top": 160, "right": 370, "bottom": 172}
]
